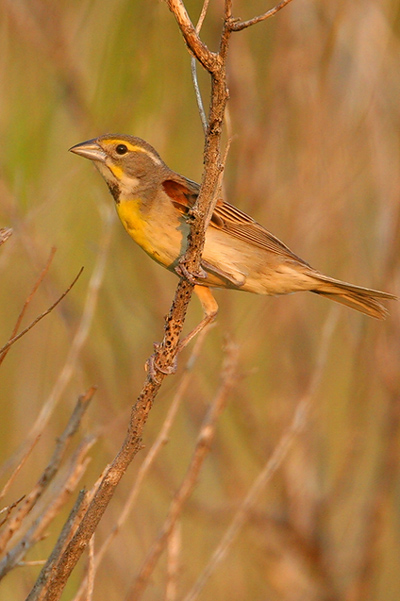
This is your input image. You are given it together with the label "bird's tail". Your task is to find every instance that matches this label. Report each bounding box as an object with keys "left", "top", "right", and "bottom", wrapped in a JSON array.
[{"left": 311, "top": 273, "right": 397, "bottom": 319}]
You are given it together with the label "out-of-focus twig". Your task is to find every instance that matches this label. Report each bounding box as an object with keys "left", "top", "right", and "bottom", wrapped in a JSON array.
[
  {"left": 0, "top": 207, "right": 113, "bottom": 481},
  {"left": 126, "top": 341, "right": 239, "bottom": 601},
  {"left": 183, "top": 311, "right": 338, "bottom": 601},
  {"left": 0, "top": 266, "right": 83, "bottom": 360},
  {"left": 86, "top": 535, "right": 95, "bottom": 601},
  {"left": 191, "top": 0, "right": 210, "bottom": 132},
  {"left": 26, "top": 489, "right": 89, "bottom": 601},
  {"left": 0, "top": 496, "right": 25, "bottom": 528},
  {"left": 0, "top": 247, "right": 56, "bottom": 367},
  {"left": 0, "top": 439, "right": 39, "bottom": 502},
  {"left": 0, "top": 387, "right": 95, "bottom": 573},
  {"left": 72, "top": 324, "right": 213, "bottom": 601},
  {"left": 348, "top": 390, "right": 400, "bottom": 600},
  {"left": 165, "top": 521, "right": 182, "bottom": 601},
  {"left": 0, "top": 438, "right": 94, "bottom": 581}
]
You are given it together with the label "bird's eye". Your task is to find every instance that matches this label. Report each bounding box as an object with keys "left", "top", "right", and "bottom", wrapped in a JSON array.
[{"left": 115, "top": 144, "right": 128, "bottom": 155}]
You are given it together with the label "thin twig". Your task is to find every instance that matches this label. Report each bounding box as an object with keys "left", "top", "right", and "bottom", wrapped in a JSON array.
[
  {"left": 0, "top": 496, "right": 25, "bottom": 528},
  {"left": 230, "top": 0, "right": 296, "bottom": 32},
  {"left": 26, "top": 490, "right": 89, "bottom": 601},
  {"left": 125, "top": 341, "right": 239, "bottom": 601},
  {"left": 0, "top": 248, "right": 56, "bottom": 367},
  {"left": 183, "top": 311, "right": 338, "bottom": 601},
  {"left": 191, "top": 0, "right": 210, "bottom": 132},
  {"left": 0, "top": 438, "right": 94, "bottom": 581},
  {"left": 26, "top": 208, "right": 113, "bottom": 440},
  {"left": 165, "top": 521, "right": 181, "bottom": 601},
  {"left": 191, "top": 58, "right": 207, "bottom": 132},
  {"left": 0, "top": 388, "right": 95, "bottom": 563},
  {"left": 0, "top": 207, "right": 113, "bottom": 480},
  {"left": 0, "top": 438, "right": 39, "bottom": 501},
  {"left": 0, "top": 266, "right": 83, "bottom": 359},
  {"left": 72, "top": 324, "right": 213, "bottom": 601}
]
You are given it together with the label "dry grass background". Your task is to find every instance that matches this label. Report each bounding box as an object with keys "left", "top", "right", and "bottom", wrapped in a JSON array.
[{"left": 0, "top": 0, "right": 399, "bottom": 599}]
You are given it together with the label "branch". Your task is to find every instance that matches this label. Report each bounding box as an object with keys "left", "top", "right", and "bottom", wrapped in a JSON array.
[
  {"left": 190, "top": 0, "right": 210, "bottom": 132},
  {"left": 72, "top": 325, "right": 213, "bottom": 601},
  {"left": 26, "top": 490, "right": 89, "bottom": 601},
  {"left": 127, "top": 341, "right": 239, "bottom": 601},
  {"left": 183, "top": 312, "right": 338, "bottom": 601},
  {"left": 0, "top": 388, "right": 95, "bottom": 569},
  {"left": 0, "top": 266, "right": 83, "bottom": 359},
  {"left": 0, "top": 206, "right": 113, "bottom": 481},
  {"left": 230, "top": 0, "right": 295, "bottom": 32},
  {"left": 166, "top": 0, "right": 219, "bottom": 72},
  {"left": 0, "top": 247, "right": 56, "bottom": 367}
]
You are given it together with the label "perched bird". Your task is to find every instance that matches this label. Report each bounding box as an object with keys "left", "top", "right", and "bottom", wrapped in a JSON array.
[{"left": 70, "top": 134, "right": 396, "bottom": 322}]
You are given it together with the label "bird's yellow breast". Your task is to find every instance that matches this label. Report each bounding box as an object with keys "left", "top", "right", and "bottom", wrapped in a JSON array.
[
  {"left": 116, "top": 198, "right": 154, "bottom": 255},
  {"left": 116, "top": 197, "right": 186, "bottom": 268}
]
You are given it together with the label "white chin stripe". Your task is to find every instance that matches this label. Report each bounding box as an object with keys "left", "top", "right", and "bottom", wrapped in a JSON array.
[{"left": 119, "top": 175, "right": 141, "bottom": 195}]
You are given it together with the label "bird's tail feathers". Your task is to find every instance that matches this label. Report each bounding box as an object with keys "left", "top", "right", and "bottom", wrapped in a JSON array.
[{"left": 311, "top": 273, "right": 396, "bottom": 319}]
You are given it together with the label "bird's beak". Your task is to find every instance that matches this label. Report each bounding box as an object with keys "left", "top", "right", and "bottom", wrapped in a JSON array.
[{"left": 69, "top": 138, "right": 107, "bottom": 162}]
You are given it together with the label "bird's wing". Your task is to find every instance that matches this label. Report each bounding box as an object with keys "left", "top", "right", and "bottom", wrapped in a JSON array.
[{"left": 162, "top": 176, "right": 310, "bottom": 267}]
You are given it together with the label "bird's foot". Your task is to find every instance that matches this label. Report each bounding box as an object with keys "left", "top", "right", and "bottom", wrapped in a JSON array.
[
  {"left": 145, "top": 343, "right": 178, "bottom": 383},
  {"left": 175, "top": 257, "right": 207, "bottom": 284}
]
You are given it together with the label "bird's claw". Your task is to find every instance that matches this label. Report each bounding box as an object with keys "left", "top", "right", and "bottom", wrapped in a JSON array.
[
  {"left": 175, "top": 258, "right": 207, "bottom": 284},
  {"left": 145, "top": 343, "right": 178, "bottom": 383}
]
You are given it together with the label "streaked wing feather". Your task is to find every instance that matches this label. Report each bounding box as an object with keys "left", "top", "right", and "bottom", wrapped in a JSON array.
[
  {"left": 162, "top": 176, "right": 309, "bottom": 266},
  {"left": 214, "top": 202, "right": 310, "bottom": 266}
]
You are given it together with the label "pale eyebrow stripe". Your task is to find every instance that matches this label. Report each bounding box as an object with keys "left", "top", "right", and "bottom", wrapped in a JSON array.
[{"left": 102, "top": 139, "right": 162, "bottom": 166}]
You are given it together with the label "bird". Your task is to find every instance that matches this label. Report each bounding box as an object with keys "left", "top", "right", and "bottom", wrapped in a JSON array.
[{"left": 69, "top": 134, "right": 396, "bottom": 325}]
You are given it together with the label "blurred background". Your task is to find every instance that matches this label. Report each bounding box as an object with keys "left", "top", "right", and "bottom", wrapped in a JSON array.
[{"left": 0, "top": 0, "right": 399, "bottom": 599}]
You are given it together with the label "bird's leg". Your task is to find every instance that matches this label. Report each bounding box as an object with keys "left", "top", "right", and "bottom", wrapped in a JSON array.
[
  {"left": 178, "top": 285, "right": 218, "bottom": 351},
  {"left": 146, "top": 288, "right": 217, "bottom": 381}
]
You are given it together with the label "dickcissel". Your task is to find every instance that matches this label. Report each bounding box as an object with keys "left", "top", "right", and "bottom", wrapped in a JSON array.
[{"left": 70, "top": 134, "right": 396, "bottom": 321}]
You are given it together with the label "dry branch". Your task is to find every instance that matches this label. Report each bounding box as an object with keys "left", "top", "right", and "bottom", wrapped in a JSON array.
[
  {"left": 183, "top": 311, "right": 337, "bottom": 601},
  {"left": 0, "top": 208, "right": 113, "bottom": 482},
  {"left": 126, "top": 341, "right": 239, "bottom": 601},
  {"left": 0, "top": 388, "right": 95, "bottom": 578},
  {"left": 0, "top": 440, "right": 93, "bottom": 581},
  {"left": 0, "top": 248, "right": 56, "bottom": 368},
  {"left": 230, "top": 0, "right": 295, "bottom": 31},
  {"left": 167, "top": 0, "right": 219, "bottom": 71},
  {"left": 26, "top": 490, "right": 89, "bottom": 601},
  {"left": 0, "top": 266, "right": 83, "bottom": 360},
  {"left": 72, "top": 324, "right": 213, "bottom": 601}
]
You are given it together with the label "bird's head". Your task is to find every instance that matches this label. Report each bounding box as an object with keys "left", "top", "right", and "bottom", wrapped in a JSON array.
[{"left": 69, "top": 134, "right": 167, "bottom": 200}]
